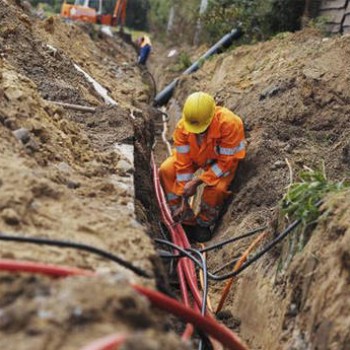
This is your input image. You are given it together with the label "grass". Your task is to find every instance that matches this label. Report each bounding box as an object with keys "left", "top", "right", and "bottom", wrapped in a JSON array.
[
  {"left": 169, "top": 51, "right": 192, "bottom": 72},
  {"left": 282, "top": 165, "right": 349, "bottom": 225},
  {"left": 277, "top": 165, "right": 349, "bottom": 272}
]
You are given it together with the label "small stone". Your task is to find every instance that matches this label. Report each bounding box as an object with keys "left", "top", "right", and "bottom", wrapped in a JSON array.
[
  {"left": 259, "top": 85, "right": 281, "bottom": 100},
  {"left": 272, "top": 160, "right": 285, "bottom": 169},
  {"left": 25, "top": 139, "right": 39, "bottom": 152},
  {"left": 1, "top": 208, "right": 21, "bottom": 225},
  {"left": 67, "top": 180, "right": 80, "bottom": 189},
  {"left": 12, "top": 128, "right": 30, "bottom": 144},
  {"left": 342, "top": 143, "right": 350, "bottom": 165},
  {"left": 0, "top": 309, "right": 12, "bottom": 329},
  {"left": 4, "top": 87, "right": 24, "bottom": 101},
  {"left": 288, "top": 303, "right": 298, "bottom": 316},
  {"left": 284, "top": 144, "right": 293, "bottom": 153},
  {"left": 4, "top": 118, "right": 18, "bottom": 130},
  {"left": 57, "top": 162, "right": 72, "bottom": 174},
  {"left": 116, "top": 159, "right": 133, "bottom": 174}
]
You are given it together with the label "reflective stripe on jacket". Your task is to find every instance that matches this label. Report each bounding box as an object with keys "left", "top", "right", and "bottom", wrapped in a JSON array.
[{"left": 173, "top": 106, "right": 246, "bottom": 193}]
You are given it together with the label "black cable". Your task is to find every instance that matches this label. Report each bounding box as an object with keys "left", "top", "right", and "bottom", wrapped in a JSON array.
[
  {"left": 187, "top": 248, "right": 208, "bottom": 316},
  {"left": 212, "top": 256, "right": 240, "bottom": 274},
  {"left": 155, "top": 238, "right": 203, "bottom": 266},
  {"left": 187, "top": 249, "right": 208, "bottom": 350},
  {"left": 0, "top": 232, "right": 152, "bottom": 279},
  {"left": 155, "top": 218, "right": 302, "bottom": 281},
  {"left": 225, "top": 218, "right": 302, "bottom": 278},
  {"left": 158, "top": 226, "right": 267, "bottom": 259},
  {"left": 141, "top": 70, "right": 157, "bottom": 99},
  {"left": 200, "top": 225, "right": 267, "bottom": 253},
  {"left": 158, "top": 222, "right": 169, "bottom": 241}
]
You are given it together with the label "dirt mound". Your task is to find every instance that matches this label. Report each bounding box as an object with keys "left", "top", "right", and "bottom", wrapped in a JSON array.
[
  {"left": 158, "top": 28, "right": 350, "bottom": 349},
  {"left": 69, "top": 105, "right": 134, "bottom": 151},
  {"left": 283, "top": 191, "right": 350, "bottom": 349},
  {"left": 0, "top": 273, "right": 186, "bottom": 350},
  {"left": 0, "top": 0, "right": 183, "bottom": 348}
]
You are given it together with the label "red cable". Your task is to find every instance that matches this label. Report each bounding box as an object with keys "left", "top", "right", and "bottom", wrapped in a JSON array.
[
  {"left": 152, "top": 155, "right": 223, "bottom": 350},
  {"left": 0, "top": 259, "right": 95, "bottom": 277},
  {"left": 0, "top": 259, "right": 247, "bottom": 349},
  {"left": 133, "top": 284, "right": 247, "bottom": 350},
  {"left": 152, "top": 154, "right": 206, "bottom": 320},
  {"left": 152, "top": 155, "right": 230, "bottom": 350},
  {"left": 81, "top": 334, "right": 127, "bottom": 350},
  {"left": 152, "top": 154, "right": 195, "bottom": 339}
]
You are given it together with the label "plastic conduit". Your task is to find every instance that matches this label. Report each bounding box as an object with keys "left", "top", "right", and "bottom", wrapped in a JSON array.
[
  {"left": 0, "top": 259, "right": 247, "bottom": 350},
  {"left": 81, "top": 334, "right": 127, "bottom": 350}
]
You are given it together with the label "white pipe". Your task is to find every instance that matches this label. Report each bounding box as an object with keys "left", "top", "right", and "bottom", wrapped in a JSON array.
[{"left": 74, "top": 64, "right": 118, "bottom": 106}]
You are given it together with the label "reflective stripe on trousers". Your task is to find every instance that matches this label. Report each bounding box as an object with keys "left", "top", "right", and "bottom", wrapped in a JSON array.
[{"left": 159, "top": 155, "right": 238, "bottom": 227}]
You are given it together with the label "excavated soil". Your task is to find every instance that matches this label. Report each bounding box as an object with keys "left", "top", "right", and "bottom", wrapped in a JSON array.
[
  {"left": 153, "top": 29, "right": 350, "bottom": 349},
  {"left": 0, "top": 0, "right": 182, "bottom": 348}
]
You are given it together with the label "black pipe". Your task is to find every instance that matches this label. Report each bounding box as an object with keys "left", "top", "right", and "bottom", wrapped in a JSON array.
[{"left": 153, "top": 28, "right": 243, "bottom": 107}]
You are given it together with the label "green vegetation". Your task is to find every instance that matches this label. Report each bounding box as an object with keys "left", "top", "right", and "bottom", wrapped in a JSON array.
[
  {"left": 170, "top": 52, "right": 192, "bottom": 71},
  {"left": 28, "top": 0, "right": 322, "bottom": 45},
  {"left": 201, "top": 0, "right": 306, "bottom": 44},
  {"left": 307, "top": 15, "right": 330, "bottom": 35},
  {"left": 277, "top": 166, "right": 349, "bottom": 272},
  {"left": 282, "top": 165, "right": 349, "bottom": 225}
]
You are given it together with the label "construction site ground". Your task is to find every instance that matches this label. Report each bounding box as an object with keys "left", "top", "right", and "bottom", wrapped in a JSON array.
[{"left": 0, "top": 0, "right": 349, "bottom": 349}]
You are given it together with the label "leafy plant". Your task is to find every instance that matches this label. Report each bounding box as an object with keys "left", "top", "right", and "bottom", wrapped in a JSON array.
[
  {"left": 277, "top": 165, "right": 348, "bottom": 273},
  {"left": 307, "top": 15, "right": 330, "bottom": 36},
  {"left": 169, "top": 51, "right": 192, "bottom": 72},
  {"left": 282, "top": 165, "right": 349, "bottom": 225}
]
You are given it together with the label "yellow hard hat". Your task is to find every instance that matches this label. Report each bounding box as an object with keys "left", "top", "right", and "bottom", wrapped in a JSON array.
[{"left": 182, "top": 92, "right": 216, "bottom": 134}]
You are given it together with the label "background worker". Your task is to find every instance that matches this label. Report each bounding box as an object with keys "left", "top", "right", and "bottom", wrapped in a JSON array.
[
  {"left": 137, "top": 35, "right": 152, "bottom": 65},
  {"left": 159, "top": 92, "right": 246, "bottom": 242}
]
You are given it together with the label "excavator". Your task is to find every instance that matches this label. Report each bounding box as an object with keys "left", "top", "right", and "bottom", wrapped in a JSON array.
[{"left": 60, "top": 0, "right": 127, "bottom": 27}]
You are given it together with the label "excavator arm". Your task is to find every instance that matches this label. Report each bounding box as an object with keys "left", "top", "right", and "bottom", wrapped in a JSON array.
[{"left": 112, "top": 0, "right": 127, "bottom": 27}]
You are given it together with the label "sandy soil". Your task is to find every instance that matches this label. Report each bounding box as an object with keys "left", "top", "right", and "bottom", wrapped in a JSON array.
[{"left": 0, "top": 0, "right": 184, "bottom": 348}]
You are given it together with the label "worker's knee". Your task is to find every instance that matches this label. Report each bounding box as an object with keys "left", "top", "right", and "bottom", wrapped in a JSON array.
[
  {"left": 212, "top": 179, "right": 230, "bottom": 195},
  {"left": 159, "top": 157, "right": 176, "bottom": 180}
]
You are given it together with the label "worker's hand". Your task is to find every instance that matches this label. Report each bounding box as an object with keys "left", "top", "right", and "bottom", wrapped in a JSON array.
[
  {"left": 183, "top": 178, "right": 202, "bottom": 198},
  {"left": 173, "top": 198, "right": 190, "bottom": 222}
]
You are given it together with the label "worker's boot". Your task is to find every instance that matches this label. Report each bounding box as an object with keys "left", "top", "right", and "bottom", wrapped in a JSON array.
[
  {"left": 182, "top": 224, "right": 198, "bottom": 242},
  {"left": 193, "top": 225, "right": 212, "bottom": 243}
]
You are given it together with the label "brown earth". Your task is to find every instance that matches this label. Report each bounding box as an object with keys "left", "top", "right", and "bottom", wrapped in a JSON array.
[
  {"left": 0, "top": 0, "right": 184, "bottom": 348},
  {"left": 152, "top": 29, "right": 350, "bottom": 349}
]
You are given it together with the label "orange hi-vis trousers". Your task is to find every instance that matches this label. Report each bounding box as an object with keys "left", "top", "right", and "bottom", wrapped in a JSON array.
[{"left": 159, "top": 155, "right": 238, "bottom": 227}]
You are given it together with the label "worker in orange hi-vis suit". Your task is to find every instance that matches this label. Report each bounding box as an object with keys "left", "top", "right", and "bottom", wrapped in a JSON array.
[{"left": 159, "top": 92, "right": 246, "bottom": 242}]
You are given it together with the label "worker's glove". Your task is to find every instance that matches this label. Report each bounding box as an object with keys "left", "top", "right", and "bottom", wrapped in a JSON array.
[{"left": 183, "top": 178, "right": 202, "bottom": 198}]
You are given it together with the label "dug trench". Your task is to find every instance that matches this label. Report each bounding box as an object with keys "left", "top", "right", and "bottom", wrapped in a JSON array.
[{"left": 149, "top": 29, "right": 350, "bottom": 349}]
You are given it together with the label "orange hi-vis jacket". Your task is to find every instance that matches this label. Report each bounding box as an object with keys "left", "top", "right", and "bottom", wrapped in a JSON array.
[{"left": 173, "top": 106, "right": 246, "bottom": 195}]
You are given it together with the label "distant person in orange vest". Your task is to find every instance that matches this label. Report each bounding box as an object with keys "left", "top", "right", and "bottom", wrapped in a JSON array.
[
  {"left": 137, "top": 35, "right": 152, "bottom": 65},
  {"left": 159, "top": 92, "right": 246, "bottom": 242}
]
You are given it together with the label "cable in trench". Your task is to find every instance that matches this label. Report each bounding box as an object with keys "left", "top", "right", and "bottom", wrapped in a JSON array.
[
  {"left": 154, "top": 215, "right": 302, "bottom": 282},
  {"left": 0, "top": 232, "right": 152, "bottom": 278},
  {"left": 0, "top": 259, "right": 248, "bottom": 350}
]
